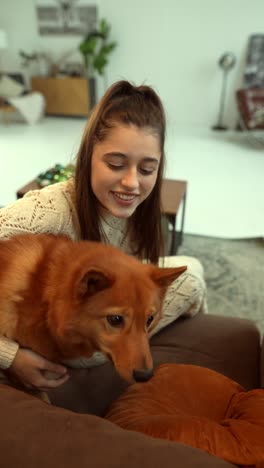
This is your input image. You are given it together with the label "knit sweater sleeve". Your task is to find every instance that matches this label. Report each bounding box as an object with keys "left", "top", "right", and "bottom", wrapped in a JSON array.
[
  {"left": 0, "top": 337, "right": 19, "bottom": 369},
  {"left": 0, "top": 180, "right": 80, "bottom": 370},
  {"left": 0, "top": 180, "right": 80, "bottom": 240}
]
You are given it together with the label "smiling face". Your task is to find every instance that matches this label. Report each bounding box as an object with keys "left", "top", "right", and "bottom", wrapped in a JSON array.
[{"left": 91, "top": 124, "right": 161, "bottom": 218}]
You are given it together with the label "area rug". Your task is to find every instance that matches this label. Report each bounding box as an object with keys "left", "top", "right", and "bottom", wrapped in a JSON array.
[{"left": 178, "top": 235, "right": 264, "bottom": 334}]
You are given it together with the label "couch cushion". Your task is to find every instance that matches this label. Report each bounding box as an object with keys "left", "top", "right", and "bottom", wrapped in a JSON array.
[
  {"left": 0, "top": 74, "right": 25, "bottom": 98},
  {"left": 150, "top": 314, "right": 261, "bottom": 390},
  {"left": 105, "top": 364, "right": 264, "bottom": 466},
  {"left": 0, "top": 384, "right": 236, "bottom": 468}
]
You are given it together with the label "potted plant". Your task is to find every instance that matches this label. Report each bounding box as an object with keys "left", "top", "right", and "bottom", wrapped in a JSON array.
[{"left": 79, "top": 18, "right": 117, "bottom": 105}]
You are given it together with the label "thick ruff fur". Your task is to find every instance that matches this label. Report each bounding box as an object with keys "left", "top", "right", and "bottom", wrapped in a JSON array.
[{"left": 0, "top": 233, "right": 186, "bottom": 383}]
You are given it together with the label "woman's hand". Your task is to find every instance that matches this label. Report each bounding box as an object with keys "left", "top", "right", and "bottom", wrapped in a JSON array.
[{"left": 8, "top": 348, "right": 69, "bottom": 391}]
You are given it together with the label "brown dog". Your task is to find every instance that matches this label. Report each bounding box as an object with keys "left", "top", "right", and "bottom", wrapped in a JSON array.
[{"left": 0, "top": 233, "right": 186, "bottom": 384}]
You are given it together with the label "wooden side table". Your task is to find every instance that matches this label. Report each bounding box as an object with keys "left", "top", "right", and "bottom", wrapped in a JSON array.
[
  {"left": 161, "top": 179, "right": 187, "bottom": 255},
  {"left": 16, "top": 178, "right": 187, "bottom": 256}
]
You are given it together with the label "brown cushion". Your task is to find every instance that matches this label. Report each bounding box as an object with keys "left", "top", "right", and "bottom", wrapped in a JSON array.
[
  {"left": 105, "top": 364, "right": 264, "bottom": 466},
  {"left": 0, "top": 383, "right": 236, "bottom": 468}
]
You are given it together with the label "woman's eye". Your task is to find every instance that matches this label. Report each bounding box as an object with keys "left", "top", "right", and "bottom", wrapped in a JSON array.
[
  {"left": 107, "top": 163, "right": 123, "bottom": 171},
  {"left": 140, "top": 167, "right": 155, "bottom": 176},
  {"left": 107, "top": 315, "right": 124, "bottom": 327}
]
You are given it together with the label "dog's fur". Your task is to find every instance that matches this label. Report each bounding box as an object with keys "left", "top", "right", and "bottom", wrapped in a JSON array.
[{"left": 0, "top": 233, "right": 186, "bottom": 383}]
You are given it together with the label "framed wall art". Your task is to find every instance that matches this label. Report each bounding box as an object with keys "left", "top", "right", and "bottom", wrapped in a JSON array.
[
  {"left": 35, "top": 0, "right": 97, "bottom": 36},
  {"left": 244, "top": 34, "right": 264, "bottom": 88}
]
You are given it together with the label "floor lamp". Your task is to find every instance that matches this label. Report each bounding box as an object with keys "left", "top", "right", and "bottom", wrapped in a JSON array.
[{"left": 212, "top": 52, "right": 236, "bottom": 131}]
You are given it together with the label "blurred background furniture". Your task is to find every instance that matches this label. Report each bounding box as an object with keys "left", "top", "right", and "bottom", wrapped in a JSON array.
[
  {"left": 0, "top": 73, "right": 45, "bottom": 124},
  {"left": 236, "top": 88, "right": 264, "bottom": 146},
  {"left": 31, "top": 76, "right": 91, "bottom": 117},
  {"left": 161, "top": 179, "right": 187, "bottom": 255},
  {"left": 0, "top": 73, "right": 25, "bottom": 124},
  {"left": 235, "top": 34, "right": 264, "bottom": 146},
  {"left": 236, "top": 87, "right": 264, "bottom": 130}
]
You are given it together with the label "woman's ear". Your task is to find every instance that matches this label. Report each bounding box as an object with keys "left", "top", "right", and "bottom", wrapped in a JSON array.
[
  {"left": 151, "top": 265, "right": 187, "bottom": 289},
  {"left": 77, "top": 269, "right": 115, "bottom": 297}
]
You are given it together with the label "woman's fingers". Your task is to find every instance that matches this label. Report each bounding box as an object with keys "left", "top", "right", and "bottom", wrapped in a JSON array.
[
  {"left": 9, "top": 348, "right": 69, "bottom": 390},
  {"left": 34, "top": 372, "right": 70, "bottom": 391}
]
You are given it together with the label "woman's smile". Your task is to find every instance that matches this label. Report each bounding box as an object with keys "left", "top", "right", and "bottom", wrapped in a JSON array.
[
  {"left": 111, "top": 191, "right": 139, "bottom": 205},
  {"left": 91, "top": 124, "right": 161, "bottom": 218}
]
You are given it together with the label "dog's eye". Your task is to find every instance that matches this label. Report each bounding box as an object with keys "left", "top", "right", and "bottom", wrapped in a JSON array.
[
  {"left": 146, "top": 315, "right": 154, "bottom": 327},
  {"left": 107, "top": 315, "right": 124, "bottom": 327}
]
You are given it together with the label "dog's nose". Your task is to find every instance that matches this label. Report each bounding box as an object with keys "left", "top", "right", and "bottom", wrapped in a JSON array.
[{"left": 133, "top": 368, "right": 154, "bottom": 382}]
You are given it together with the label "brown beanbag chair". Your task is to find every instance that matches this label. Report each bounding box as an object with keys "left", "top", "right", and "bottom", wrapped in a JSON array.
[{"left": 105, "top": 364, "right": 264, "bottom": 466}]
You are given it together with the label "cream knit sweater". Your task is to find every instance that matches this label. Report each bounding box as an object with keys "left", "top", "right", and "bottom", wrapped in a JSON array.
[{"left": 0, "top": 179, "right": 207, "bottom": 370}]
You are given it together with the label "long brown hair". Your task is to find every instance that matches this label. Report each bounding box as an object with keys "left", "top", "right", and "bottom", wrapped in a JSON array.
[{"left": 75, "top": 80, "right": 166, "bottom": 263}]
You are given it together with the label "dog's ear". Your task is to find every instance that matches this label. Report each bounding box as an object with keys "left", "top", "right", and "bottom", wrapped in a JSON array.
[
  {"left": 77, "top": 269, "right": 115, "bottom": 297},
  {"left": 151, "top": 265, "right": 187, "bottom": 289}
]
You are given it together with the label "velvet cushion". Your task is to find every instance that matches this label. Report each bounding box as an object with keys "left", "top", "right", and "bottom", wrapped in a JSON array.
[{"left": 105, "top": 364, "right": 264, "bottom": 466}]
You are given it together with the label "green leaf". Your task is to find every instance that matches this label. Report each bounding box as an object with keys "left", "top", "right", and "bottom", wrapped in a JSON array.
[
  {"left": 93, "top": 54, "right": 107, "bottom": 75},
  {"left": 100, "top": 18, "right": 109, "bottom": 36},
  {"left": 79, "top": 17, "right": 117, "bottom": 76},
  {"left": 79, "top": 37, "right": 97, "bottom": 55}
]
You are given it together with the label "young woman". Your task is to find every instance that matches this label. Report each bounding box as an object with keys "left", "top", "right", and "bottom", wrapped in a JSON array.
[{"left": 0, "top": 80, "right": 207, "bottom": 391}]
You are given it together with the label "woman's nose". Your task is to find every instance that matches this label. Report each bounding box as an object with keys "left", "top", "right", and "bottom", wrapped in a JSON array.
[{"left": 121, "top": 168, "right": 139, "bottom": 190}]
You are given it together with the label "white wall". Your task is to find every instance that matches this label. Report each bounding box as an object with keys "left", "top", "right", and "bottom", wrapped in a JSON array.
[{"left": 1, "top": 0, "right": 264, "bottom": 132}]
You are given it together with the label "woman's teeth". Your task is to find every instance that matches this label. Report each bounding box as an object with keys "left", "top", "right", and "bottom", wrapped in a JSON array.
[{"left": 114, "top": 193, "right": 136, "bottom": 200}]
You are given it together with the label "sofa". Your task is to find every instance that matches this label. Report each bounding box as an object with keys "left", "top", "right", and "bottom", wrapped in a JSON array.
[{"left": 0, "top": 313, "right": 262, "bottom": 468}]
